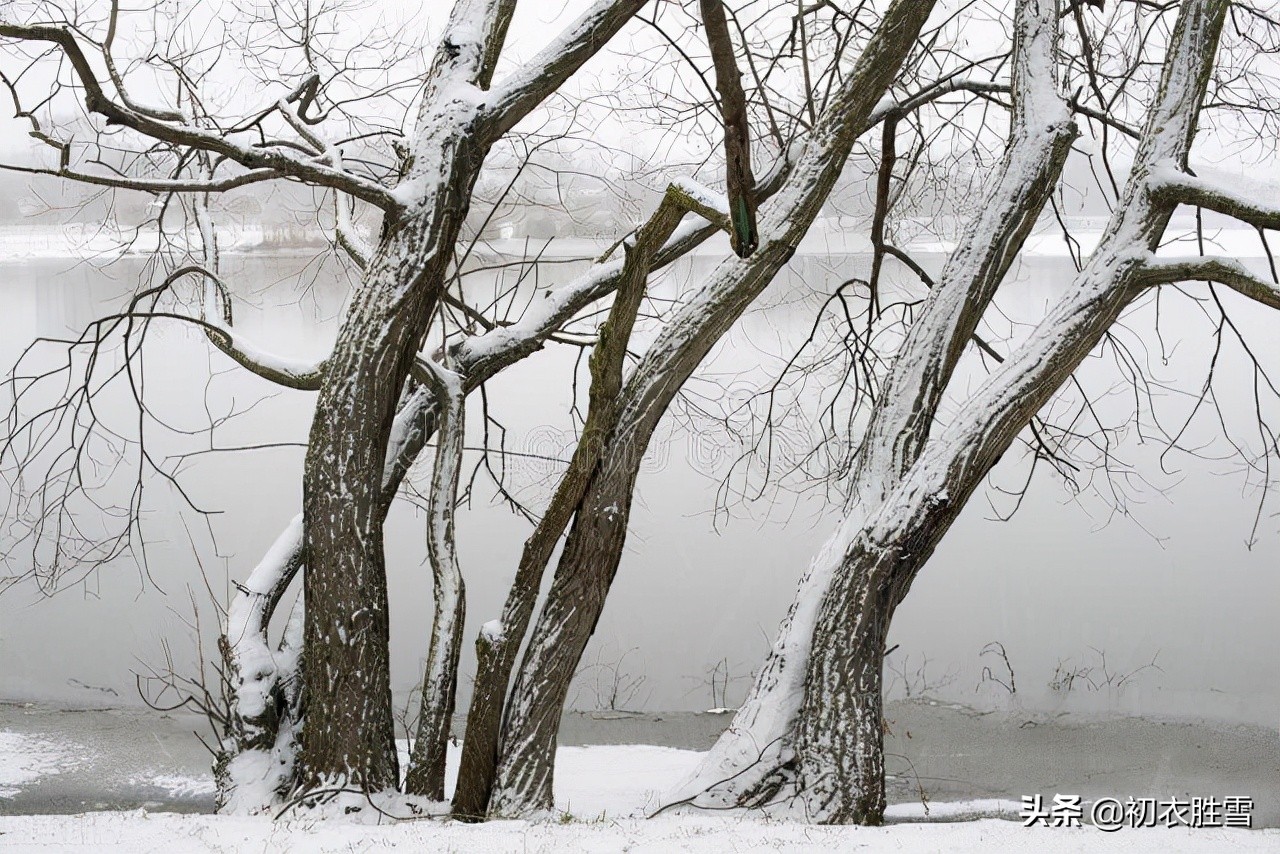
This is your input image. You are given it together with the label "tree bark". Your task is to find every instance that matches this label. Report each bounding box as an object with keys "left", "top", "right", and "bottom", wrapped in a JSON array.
[
  {"left": 298, "top": 226, "right": 449, "bottom": 793},
  {"left": 293, "top": 0, "right": 535, "bottom": 796},
  {"left": 486, "top": 456, "right": 642, "bottom": 815},
  {"left": 452, "top": 186, "right": 698, "bottom": 819},
  {"left": 405, "top": 366, "right": 467, "bottom": 799}
]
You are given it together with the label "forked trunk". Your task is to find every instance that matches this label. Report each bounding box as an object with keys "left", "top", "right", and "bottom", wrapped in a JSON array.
[{"left": 680, "top": 0, "right": 1225, "bottom": 821}]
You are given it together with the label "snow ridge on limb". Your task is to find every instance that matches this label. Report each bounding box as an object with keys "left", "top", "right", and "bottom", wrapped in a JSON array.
[
  {"left": 1136, "top": 256, "right": 1280, "bottom": 310},
  {"left": 405, "top": 360, "right": 468, "bottom": 800},
  {"left": 851, "top": 0, "right": 1076, "bottom": 507},
  {"left": 477, "top": 0, "right": 651, "bottom": 144},
  {"left": 1148, "top": 162, "right": 1280, "bottom": 232}
]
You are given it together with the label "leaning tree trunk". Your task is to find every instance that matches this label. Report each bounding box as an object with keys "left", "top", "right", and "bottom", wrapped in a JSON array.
[
  {"left": 676, "top": 0, "right": 1226, "bottom": 824},
  {"left": 792, "top": 563, "right": 896, "bottom": 824},
  {"left": 486, "top": 456, "right": 643, "bottom": 815},
  {"left": 451, "top": 181, "right": 721, "bottom": 820}
]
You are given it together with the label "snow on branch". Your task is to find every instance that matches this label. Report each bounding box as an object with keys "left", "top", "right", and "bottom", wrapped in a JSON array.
[
  {"left": 156, "top": 266, "right": 329, "bottom": 391},
  {"left": 669, "top": 177, "right": 732, "bottom": 228},
  {"left": 224, "top": 514, "right": 304, "bottom": 727},
  {"left": 424, "top": 0, "right": 515, "bottom": 93},
  {"left": 479, "top": 0, "right": 648, "bottom": 142},
  {"left": 0, "top": 23, "right": 402, "bottom": 212},
  {"left": 1138, "top": 256, "right": 1280, "bottom": 310},
  {"left": 1150, "top": 163, "right": 1280, "bottom": 232},
  {"left": 456, "top": 175, "right": 743, "bottom": 377},
  {"left": 334, "top": 194, "right": 373, "bottom": 270},
  {"left": 1010, "top": 0, "right": 1070, "bottom": 130},
  {"left": 219, "top": 513, "right": 305, "bottom": 813}
]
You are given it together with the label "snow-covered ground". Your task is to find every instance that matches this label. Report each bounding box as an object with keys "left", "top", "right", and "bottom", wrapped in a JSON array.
[
  {"left": 2, "top": 713, "right": 1278, "bottom": 852},
  {"left": 7, "top": 808, "right": 1277, "bottom": 853}
]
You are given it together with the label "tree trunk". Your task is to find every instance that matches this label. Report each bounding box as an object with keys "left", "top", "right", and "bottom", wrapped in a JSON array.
[
  {"left": 451, "top": 184, "right": 700, "bottom": 819},
  {"left": 298, "top": 231, "right": 441, "bottom": 793},
  {"left": 487, "top": 460, "right": 640, "bottom": 816},
  {"left": 793, "top": 567, "right": 893, "bottom": 824},
  {"left": 789, "top": 500, "right": 948, "bottom": 824},
  {"left": 405, "top": 368, "right": 467, "bottom": 799}
]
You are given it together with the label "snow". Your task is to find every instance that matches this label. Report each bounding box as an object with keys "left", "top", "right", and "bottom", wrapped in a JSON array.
[
  {"left": 1149, "top": 160, "right": 1280, "bottom": 222},
  {"left": 670, "top": 177, "right": 730, "bottom": 218},
  {"left": 2, "top": 742, "right": 1276, "bottom": 851},
  {"left": 0, "top": 731, "right": 88, "bottom": 798},
  {"left": 3, "top": 811, "right": 1274, "bottom": 853}
]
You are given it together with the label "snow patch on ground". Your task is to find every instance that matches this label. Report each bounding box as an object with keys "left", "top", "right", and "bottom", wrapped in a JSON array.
[
  {"left": 0, "top": 731, "right": 89, "bottom": 798},
  {"left": 887, "top": 797, "right": 1024, "bottom": 820}
]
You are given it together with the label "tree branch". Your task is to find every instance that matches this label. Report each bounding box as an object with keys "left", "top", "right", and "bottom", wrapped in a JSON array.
[
  {"left": 1151, "top": 163, "right": 1280, "bottom": 231},
  {"left": 479, "top": 0, "right": 649, "bottom": 143},
  {"left": 160, "top": 266, "right": 329, "bottom": 390},
  {"left": 700, "top": 0, "right": 758, "bottom": 257},
  {"left": 1138, "top": 256, "right": 1280, "bottom": 310},
  {"left": 0, "top": 23, "right": 402, "bottom": 212},
  {"left": 0, "top": 160, "right": 280, "bottom": 194}
]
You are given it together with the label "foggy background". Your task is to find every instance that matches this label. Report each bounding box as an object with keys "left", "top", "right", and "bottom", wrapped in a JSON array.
[{"left": 1, "top": 216, "right": 1277, "bottom": 731}]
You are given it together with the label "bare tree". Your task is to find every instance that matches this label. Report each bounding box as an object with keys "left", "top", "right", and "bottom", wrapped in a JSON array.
[
  {"left": 673, "top": 0, "right": 1280, "bottom": 824},
  {"left": 1, "top": 0, "right": 651, "bottom": 806}
]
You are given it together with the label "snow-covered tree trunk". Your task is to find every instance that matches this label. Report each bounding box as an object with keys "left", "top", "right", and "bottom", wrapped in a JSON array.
[
  {"left": 486, "top": 0, "right": 937, "bottom": 817},
  {"left": 216, "top": 516, "right": 306, "bottom": 813},
  {"left": 405, "top": 366, "right": 467, "bottom": 799},
  {"left": 295, "top": 0, "right": 517, "bottom": 795},
  {"left": 676, "top": 0, "right": 1232, "bottom": 824}
]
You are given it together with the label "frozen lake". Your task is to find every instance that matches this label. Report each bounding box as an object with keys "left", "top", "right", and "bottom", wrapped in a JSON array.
[
  {"left": 3, "top": 699, "right": 1277, "bottom": 828},
  {"left": 1, "top": 230, "right": 1278, "bottom": 735}
]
